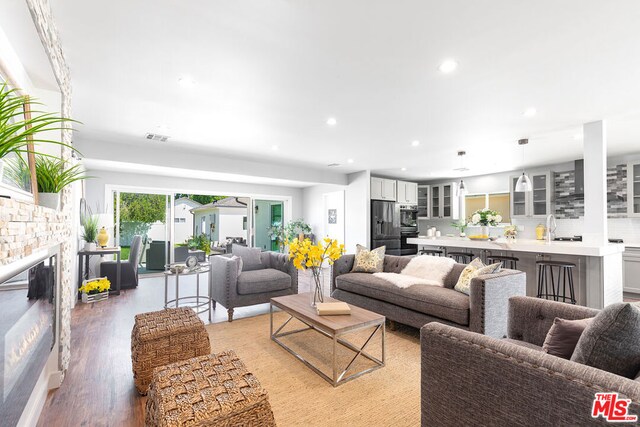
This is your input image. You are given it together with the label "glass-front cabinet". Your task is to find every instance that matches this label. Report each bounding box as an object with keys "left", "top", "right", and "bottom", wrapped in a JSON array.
[
  {"left": 430, "top": 183, "right": 459, "bottom": 219},
  {"left": 417, "top": 185, "right": 430, "bottom": 219},
  {"left": 510, "top": 172, "right": 552, "bottom": 219},
  {"left": 628, "top": 163, "right": 640, "bottom": 217},
  {"left": 431, "top": 185, "right": 440, "bottom": 218}
]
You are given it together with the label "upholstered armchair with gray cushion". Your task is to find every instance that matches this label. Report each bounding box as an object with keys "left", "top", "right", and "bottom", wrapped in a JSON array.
[
  {"left": 99, "top": 235, "right": 142, "bottom": 289},
  {"left": 209, "top": 249, "right": 298, "bottom": 321},
  {"left": 421, "top": 296, "right": 640, "bottom": 426}
]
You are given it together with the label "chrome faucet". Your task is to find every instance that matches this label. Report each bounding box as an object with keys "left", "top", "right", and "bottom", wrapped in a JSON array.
[{"left": 546, "top": 214, "right": 557, "bottom": 243}]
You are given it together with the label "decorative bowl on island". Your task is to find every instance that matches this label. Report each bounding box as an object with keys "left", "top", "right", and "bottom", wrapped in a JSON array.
[{"left": 468, "top": 235, "right": 490, "bottom": 241}]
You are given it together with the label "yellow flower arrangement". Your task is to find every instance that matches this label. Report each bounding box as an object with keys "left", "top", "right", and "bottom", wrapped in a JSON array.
[
  {"left": 288, "top": 237, "right": 345, "bottom": 271},
  {"left": 288, "top": 237, "right": 345, "bottom": 306},
  {"left": 79, "top": 277, "right": 111, "bottom": 294}
]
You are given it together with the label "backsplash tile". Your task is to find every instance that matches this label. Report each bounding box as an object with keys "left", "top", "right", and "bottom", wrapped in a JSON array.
[{"left": 553, "top": 165, "right": 627, "bottom": 219}]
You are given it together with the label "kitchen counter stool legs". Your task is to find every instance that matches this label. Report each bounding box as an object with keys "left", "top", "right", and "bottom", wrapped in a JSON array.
[{"left": 536, "top": 260, "right": 576, "bottom": 304}]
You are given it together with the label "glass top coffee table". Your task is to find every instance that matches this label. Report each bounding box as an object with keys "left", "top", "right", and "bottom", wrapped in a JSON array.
[{"left": 270, "top": 293, "right": 385, "bottom": 387}]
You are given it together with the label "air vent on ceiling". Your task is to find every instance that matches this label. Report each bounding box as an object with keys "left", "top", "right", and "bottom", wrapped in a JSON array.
[
  {"left": 145, "top": 133, "right": 170, "bottom": 142},
  {"left": 327, "top": 163, "right": 341, "bottom": 167}
]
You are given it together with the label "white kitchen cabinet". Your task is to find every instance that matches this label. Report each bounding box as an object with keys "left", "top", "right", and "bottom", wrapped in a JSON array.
[
  {"left": 624, "top": 247, "right": 640, "bottom": 294},
  {"left": 430, "top": 182, "right": 459, "bottom": 219},
  {"left": 370, "top": 177, "right": 397, "bottom": 201},
  {"left": 417, "top": 185, "right": 431, "bottom": 218},
  {"left": 510, "top": 172, "right": 552, "bottom": 219},
  {"left": 397, "top": 180, "right": 418, "bottom": 205},
  {"left": 628, "top": 162, "right": 640, "bottom": 217}
]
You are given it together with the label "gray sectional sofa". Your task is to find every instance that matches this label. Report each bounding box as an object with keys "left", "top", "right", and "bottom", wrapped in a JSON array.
[
  {"left": 421, "top": 296, "right": 640, "bottom": 426},
  {"left": 331, "top": 254, "right": 526, "bottom": 338}
]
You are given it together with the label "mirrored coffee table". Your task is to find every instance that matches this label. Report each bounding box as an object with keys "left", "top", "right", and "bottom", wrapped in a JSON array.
[{"left": 270, "top": 293, "right": 385, "bottom": 387}]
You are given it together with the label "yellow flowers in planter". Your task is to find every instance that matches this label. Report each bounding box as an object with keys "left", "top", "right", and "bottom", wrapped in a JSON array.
[
  {"left": 288, "top": 237, "right": 345, "bottom": 270},
  {"left": 79, "top": 277, "right": 111, "bottom": 294}
]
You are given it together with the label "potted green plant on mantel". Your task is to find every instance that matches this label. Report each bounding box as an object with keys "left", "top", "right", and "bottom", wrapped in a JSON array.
[
  {"left": 0, "top": 82, "right": 78, "bottom": 194},
  {"left": 34, "top": 156, "right": 90, "bottom": 210}
]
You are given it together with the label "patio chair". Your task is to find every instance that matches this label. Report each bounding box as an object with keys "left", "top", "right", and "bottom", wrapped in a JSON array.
[{"left": 100, "top": 235, "right": 142, "bottom": 289}]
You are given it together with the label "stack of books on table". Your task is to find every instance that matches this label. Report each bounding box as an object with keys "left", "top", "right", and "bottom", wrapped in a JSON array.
[{"left": 316, "top": 302, "right": 351, "bottom": 316}]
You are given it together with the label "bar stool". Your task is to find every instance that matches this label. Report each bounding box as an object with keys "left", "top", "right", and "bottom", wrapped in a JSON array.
[
  {"left": 448, "top": 251, "right": 473, "bottom": 264},
  {"left": 487, "top": 255, "right": 519, "bottom": 270},
  {"left": 419, "top": 248, "right": 444, "bottom": 256},
  {"left": 536, "top": 260, "right": 576, "bottom": 304}
]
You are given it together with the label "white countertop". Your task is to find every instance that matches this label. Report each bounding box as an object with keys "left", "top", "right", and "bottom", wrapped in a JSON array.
[{"left": 407, "top": 236, "right": 626, "bottom": 257}]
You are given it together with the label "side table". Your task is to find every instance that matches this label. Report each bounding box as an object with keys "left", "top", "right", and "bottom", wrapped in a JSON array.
[
  {"left": 78, "top": 247, "right": 121, "bottom": 296},
  {"left": 164, "top": 263, "right": 211, "bottom": 321}
]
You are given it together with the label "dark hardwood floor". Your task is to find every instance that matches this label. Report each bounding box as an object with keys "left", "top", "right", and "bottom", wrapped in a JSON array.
[{"left": 37, "top": 274, "right": 272, "bottom": 427}]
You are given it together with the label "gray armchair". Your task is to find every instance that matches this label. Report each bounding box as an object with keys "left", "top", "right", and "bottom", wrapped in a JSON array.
[
  {"left": 210, "top": 251, "right": 298, "bottom": 321},
  {"left": 100, "top": 235, "right": 142, "bottom": 289},
  {"left": 420, "top": 296, "right": 640, "bottom": 426}
]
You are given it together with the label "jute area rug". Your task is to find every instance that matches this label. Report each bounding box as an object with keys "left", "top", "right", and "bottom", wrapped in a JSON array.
[{"left": 205, "top": 311, "right": 421, "bottom": 426}]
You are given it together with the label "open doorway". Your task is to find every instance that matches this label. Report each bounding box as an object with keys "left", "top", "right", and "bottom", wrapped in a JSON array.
[
  {"left": 253, "top": 200, "right": 284, "bottom": 251},
  {"left": 114, "top": 191, "right": 172, "bottom": 274}
]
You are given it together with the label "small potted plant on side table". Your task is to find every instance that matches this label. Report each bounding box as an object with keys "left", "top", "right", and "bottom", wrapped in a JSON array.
[
  {"left": 79, "top": 277, "right": 111, "bottom": 303},
  {"left": 81, "top": 209, "right": 99, "bottom": 251}
]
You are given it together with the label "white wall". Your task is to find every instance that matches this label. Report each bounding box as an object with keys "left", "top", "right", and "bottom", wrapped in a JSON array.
[
  {"left": 344, "top": 171, "right": 370, "bottom": 253},
  {"left": 218, "top": 207, "right": 247, "bottom": 242},
  {"left": 323, "top": 190, "right": 345, "bottom": 242},
  {"left": 174, "top": 201, "right": 195, "bottom": 244},
  {"left": 302, "top": 183, "right": 346, "bottom": 239},
  {"left": 84, "top": 169, "right": 303, "bottom": 219}
]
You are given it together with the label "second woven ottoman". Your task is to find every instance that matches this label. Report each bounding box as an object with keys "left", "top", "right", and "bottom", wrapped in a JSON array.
[
  {"left": 145, "top": 350, "right": 276, "bottom": 427},
  {"left": 131, "top": 307, "right": 210, "bottom": 395}
]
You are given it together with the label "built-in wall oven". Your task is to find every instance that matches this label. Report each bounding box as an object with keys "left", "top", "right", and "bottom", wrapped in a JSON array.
[{"left": 399, "top": 205, "right": 418, "bottom": 255}]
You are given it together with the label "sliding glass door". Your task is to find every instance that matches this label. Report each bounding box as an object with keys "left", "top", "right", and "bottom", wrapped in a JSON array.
[{"left": 113, "top": 190, "right": 174, "bottom": 273}]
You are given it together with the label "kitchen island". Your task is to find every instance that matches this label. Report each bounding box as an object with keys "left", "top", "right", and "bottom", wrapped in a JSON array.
[{"left": 407, "top": 236, "right": 625, "bottom": 309}]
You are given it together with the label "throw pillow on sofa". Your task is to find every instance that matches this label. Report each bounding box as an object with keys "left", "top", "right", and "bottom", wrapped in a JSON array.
[
  {"left": 454, "top": 258, "right": 501, "bottom": 295},
  {"left": 571, "top": 303, "right": 640, "bottom": 379},
  {"left": 542, "top": 317, "right": 592, "bottom": 359},
  {"left": 232, "top": 244, "right": 262, "bottom": 271},
  {"left": 229, "top": 255, "right": 243, "bottom": 276},
  {"left": 351, "top": 244, "right": 385, "bottom": 273}
]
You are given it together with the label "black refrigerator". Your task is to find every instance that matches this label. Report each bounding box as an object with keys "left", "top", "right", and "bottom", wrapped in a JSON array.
[{"left": 371, "top": 200, "right": 401, "bottom": 255}]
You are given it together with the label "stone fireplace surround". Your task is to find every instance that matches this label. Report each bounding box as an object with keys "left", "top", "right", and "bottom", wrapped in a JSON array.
[{"left": 0, "top": 198, "right": 70, "bottom": 425}]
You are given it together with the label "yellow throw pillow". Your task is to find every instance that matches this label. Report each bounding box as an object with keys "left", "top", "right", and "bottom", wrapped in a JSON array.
[
  {"left": 454, "top": 258, "right": 501, "bottom": 295},
  {"left": 351, "top": 244, "right": 386, "bottom": 273}
]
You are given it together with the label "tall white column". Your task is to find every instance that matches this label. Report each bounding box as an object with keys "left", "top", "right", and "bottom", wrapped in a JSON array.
[{"left": 583, "top": 120, "right": 607, "bottom": 245}]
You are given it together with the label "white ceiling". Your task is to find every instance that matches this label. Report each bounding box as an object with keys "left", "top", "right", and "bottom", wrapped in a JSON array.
[{"left": 11, "top": 0, "right": 640, "bottom": 180}]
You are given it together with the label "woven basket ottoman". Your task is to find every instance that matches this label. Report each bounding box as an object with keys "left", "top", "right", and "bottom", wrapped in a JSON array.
[
  {"left": 132, "top": 307, "right": 210, "bottom": 395},
  {"left": 145, "top": 350, "right": 276, "bottom": 427}
]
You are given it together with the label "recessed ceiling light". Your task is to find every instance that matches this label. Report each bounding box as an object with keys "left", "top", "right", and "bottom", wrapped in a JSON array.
[
  {"left": 438, "top": 59, "right": 458, "bottom": 74},
  {"left": 326, "top": 117, "right": 337, "bottom": 126},
  {"left": 271, "top": 145, "right": 279, "bottom": 151},
  {"left": 522, "top": 107, "right": 537, "bottom": 117},
  {"left": 347, "top": 158, "right": 354, "bottom": 164},
  {"left": 401, "top": 167, "right": 407, "bottom": 171},
  {"left": 411, "top": 140, "right": 420, "bottom": 147},
  {"left": 177, "top": 76, "right": 196, "bottom": 88}
]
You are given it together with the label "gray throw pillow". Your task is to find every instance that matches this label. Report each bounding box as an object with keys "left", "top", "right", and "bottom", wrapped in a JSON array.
[
  {"left": 229, "top": 255, "right": 243, "bottom": 276},
  {"left": 543, "top": 317, "right": 592, "bottom": 359},
  {"left": 231, "top": 244, "right": 262, "bottom": 271},
  {"left": 351, "top": 244, "right": 385, "bottom": 273},
  {"left": 571, "top": 303, "right": 640, "bottom": 379}
]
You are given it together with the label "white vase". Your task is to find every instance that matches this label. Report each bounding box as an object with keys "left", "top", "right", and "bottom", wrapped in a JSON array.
[
  {"left": 480, "top": 225, "right": 489, "bottom": 236},
  {"left": 84, "top": 242, "right": 96, "bottom": 251},
  {"left": 38, "top": 192, "right": 60, "bottom": 210}
]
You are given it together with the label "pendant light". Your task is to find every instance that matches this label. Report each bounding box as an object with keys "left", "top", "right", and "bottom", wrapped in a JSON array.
[
  {"left": 456, "top": 151, "right": 468, "bottom": 196},
  {"left": 515, "top": 139, "right": 533, "bottom": 192}
]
